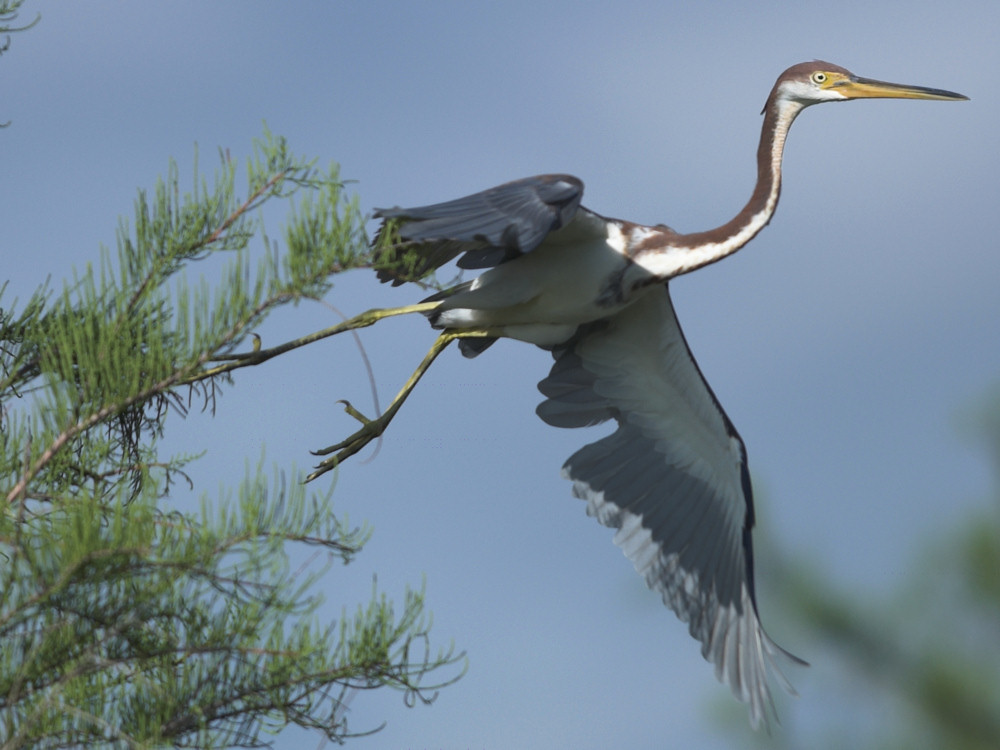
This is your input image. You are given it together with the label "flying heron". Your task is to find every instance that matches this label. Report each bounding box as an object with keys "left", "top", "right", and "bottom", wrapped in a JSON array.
[{"left": 309, "top": 62, "right": 966, "bottom": 728}]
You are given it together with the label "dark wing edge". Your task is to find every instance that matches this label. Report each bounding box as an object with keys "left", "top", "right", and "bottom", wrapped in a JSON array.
[
  {"left": 372, "top": 174, "right": 584, "bottom": 286},
  {"left": 536, "top": 285, "right": 806, "bottom": 730}
]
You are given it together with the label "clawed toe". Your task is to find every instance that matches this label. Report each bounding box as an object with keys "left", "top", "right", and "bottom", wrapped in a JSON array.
[
  {"left": 306, "top": 332, "right": 466, "bottom": 483},
  {"left": 307, "top": 402, "right": 390, "bottom": 481}
]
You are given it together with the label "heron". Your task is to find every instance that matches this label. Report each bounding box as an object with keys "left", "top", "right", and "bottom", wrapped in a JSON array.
[{"left": 308, "top": 62, "right": 966, "bottom": 728}]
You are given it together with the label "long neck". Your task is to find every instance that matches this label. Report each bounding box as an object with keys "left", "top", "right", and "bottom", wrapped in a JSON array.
[{"left": 639, "top": 97, "right": 802, "bottom": 278}]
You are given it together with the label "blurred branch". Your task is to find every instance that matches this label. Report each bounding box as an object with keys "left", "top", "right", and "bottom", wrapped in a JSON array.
[{"left": 731, "top": 385, "right": 1000, "bottom": 749}]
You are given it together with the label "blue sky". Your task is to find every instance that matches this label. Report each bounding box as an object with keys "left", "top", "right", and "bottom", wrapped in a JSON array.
[{"left": 3, "top": 2, "right": 998, "bottom": 747}]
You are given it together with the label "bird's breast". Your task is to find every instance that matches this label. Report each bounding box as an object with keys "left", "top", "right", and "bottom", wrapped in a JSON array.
[{"left": 434, "top": 224, "right": 651, "bottom": 337}]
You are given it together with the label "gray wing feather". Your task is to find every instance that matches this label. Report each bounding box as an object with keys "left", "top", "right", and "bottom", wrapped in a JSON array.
[
  {"left": 374, "top": 174, "right": 584, "bottom": 285},
  {"left": 536, "top": 285, "right": 805, "bottom": 729}
]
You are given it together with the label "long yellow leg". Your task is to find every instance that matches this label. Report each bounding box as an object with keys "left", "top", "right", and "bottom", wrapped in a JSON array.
[
  {"left": 306, "top": 328, "right": 494, "bottom": 482},
  {"left": 184, "top": 301, "right": 443, "bottom": 384}
]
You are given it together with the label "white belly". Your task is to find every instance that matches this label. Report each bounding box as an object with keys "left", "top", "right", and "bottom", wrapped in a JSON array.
[{"left": 433, "top": 225, "right": 642, "bottom": 345}]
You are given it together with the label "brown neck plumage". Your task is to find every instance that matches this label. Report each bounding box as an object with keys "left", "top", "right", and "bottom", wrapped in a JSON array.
[{"left": 673, "top": 94, "right": 799, "bottom": 255}]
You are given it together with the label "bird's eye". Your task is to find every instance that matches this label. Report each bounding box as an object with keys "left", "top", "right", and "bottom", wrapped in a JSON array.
[{"left": 811, "top": 72, "right": 827, "bottom": 85}]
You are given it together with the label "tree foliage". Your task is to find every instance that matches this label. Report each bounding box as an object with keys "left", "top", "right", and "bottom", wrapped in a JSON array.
[
  {"left": 723, "top": 389, "right": 1000, "bottom": 749},
  {"left": 0, "top": 127, "right": 463, "bottom": 747},
  {"left": 0, "top": 0, "right": 38, "bottom": 127}
]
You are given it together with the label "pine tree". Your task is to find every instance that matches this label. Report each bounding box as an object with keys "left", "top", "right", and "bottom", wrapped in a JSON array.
[{"left": 1, "top": 100, "right": 463, "bottom": 746}]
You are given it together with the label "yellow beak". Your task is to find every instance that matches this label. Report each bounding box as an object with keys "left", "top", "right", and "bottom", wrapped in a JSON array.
[{"left": 836, "top": 76, "right": 968, "bottom": 101}]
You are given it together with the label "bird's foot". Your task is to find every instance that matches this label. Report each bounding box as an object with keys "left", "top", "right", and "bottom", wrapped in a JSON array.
[
  {"left": 305, "top": 330, "right": 478, "bottom": 482},
  {"left": 307, "top": 400, "right": 389, "bottom": 481}
]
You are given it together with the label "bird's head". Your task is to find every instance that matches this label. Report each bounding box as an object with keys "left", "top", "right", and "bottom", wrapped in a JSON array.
[{"left": 765, "top": 61, "right": 968, "bottom": 114}]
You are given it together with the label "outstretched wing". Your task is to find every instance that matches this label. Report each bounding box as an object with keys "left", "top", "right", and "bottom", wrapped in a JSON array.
[
  {"left": 373, "top": 174, "right": 584, "bottom": 285},
  {"left": 536, "top": 285, "right": 805, "bottom": 729}
]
